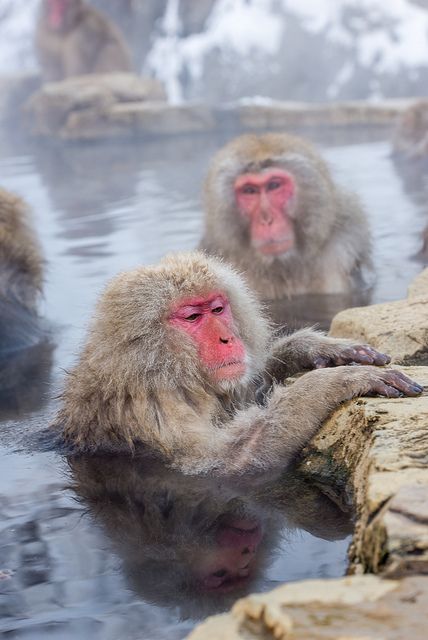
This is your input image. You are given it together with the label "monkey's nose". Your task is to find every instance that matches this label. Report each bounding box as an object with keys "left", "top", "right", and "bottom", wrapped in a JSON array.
[
  {"left": 260, "top": 209, "right": 273, "bottom": 225},
  {"left": 220, "top": 337, "right": 229, "bottom": 344}
]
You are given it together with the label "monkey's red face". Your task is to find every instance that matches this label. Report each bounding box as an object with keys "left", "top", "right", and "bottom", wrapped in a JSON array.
[
  {"left": 46, "top": 0, "right": 73, "bottom": 30},
  {"left": 234, "top": 168, "right": 296, "bottom": 256},
  {"left": 169, "top": 293, "right": 246, "bottom": 382}
]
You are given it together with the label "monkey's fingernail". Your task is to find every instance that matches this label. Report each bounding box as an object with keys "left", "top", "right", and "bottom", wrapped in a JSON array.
[
  {"left": 314, "top": 357, "right": 328, "bottom": 368},
  {"left": 412, "top": 384, "right": 424, "bottom": 393},
  {"left": 357, "top": 354, "right": 372, "bottom": 363}
]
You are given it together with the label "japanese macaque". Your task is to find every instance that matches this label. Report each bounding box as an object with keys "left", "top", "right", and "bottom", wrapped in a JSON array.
[
  {"left": 201, "top": 133, "right": 374, "bottom": 300},
  {"left": 0, "top": 187, "right": 43, "bottom": 329},
  {"left": 36, "top": 0, "right": 132, "bottom": 82},
  {"left": 70, "top": 454, "right": 352, "bottom": 616},
  {"left": 0, "top": 188, "right": 52, "bottom": 416},
  {"left": 53, "top": 252, "right": 422, "bottom": 474}
]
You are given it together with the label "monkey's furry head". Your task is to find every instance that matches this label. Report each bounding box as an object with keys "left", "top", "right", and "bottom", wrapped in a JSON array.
[
  {"left": 54, "top": 252, "right": 271, "bottom": 453},
  {"left": 77, "top": 252, "right": 269, "bottom": 394},
  {"left": 204, "top": 133, "right": 338, "bottom": 261}
]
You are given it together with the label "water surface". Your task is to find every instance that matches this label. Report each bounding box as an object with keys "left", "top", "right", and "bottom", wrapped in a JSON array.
[{"left": 0, "top": 129, "right": 426, "bottom": 639}]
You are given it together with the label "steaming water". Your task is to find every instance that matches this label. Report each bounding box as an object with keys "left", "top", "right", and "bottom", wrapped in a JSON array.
[{"left": 0, "top": 128, "right": 426, "bottom": 639}]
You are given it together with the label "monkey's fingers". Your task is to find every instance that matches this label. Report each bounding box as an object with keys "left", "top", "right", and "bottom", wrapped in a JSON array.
[
  {"left": 332, "top": 345, "right": 390, "bottom": 367},
  {"left": 371, "top": 370, "right": 424, "bottom": 397},
  {"left": 355, "top": 346, "right": 391, "bottom": 366}
]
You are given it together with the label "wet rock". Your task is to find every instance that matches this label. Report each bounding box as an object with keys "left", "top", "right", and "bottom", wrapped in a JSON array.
[
  {"left": 329, "top": 287, "right": 428, "bottom": 365},
  {"left": 238, "top": 99, "right": 412, "bottom": 130},
  {"left": 299, "top": 366, "right": 428, "bottom": 575},
  {"left": 393, "top": 100, "right": 428, "bottom": 158},
  {"left": 25, "top": 73, "right": 166, "bottom": 139},
  {"left": 63, "top": 103, "right": 217, "bottom": 140},
  {"left": 188, "top": 575, "right": 428, "bottom": 639}
]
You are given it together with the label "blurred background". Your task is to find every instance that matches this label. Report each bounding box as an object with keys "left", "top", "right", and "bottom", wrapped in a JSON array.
[{"left": 2, "top": 0, "right": 428, "bottom": 104}]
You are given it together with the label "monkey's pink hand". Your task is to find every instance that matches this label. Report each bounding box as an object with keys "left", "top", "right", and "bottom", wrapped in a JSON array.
[{"left": 313, "top": 343, "right": 391, "bottom": 369}]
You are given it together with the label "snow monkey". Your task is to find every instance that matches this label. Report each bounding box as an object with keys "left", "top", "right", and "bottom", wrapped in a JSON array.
[
  {"left": 53, "top": 252, "right": 422, "bottom": 475},
  {"left": 201, "top": 133, "right": 374, "bottom": 300},
  {"left": 36, "top": 0, "right": 132, "bottom": 82},
  {"left": 0, "top": 187, "right": 53, "bottom": 414},
  {"left": 0, "top": 187, "right": 43, "bottom": 326}
]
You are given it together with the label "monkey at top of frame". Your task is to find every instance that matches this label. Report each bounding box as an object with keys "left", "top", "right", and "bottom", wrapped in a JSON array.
[
  {"left": 51, "top": 251, "right": 422, "bottom": 474},
  {"left": 35, "top": 0, "right": 132, "bottom": 83},
  {"left": 0, "top": 187, "right": 53, "bottom": 419},
  {"left": 200, "top": 132, "right": 375, "bottom": 326},
  {"left": 70, "top": 453, "right": 353, "bottom": 619}
]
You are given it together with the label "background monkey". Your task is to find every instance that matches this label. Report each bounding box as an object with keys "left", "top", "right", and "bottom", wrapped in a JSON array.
[
  {"left": 53, "top": 252, "right": 421, "bottom": 474},
  {"left": 201, "top": 133, "right": 374, "bottom": 300},
  {"left": 36, "top": 0, "right": 133, "bottom": 82}
]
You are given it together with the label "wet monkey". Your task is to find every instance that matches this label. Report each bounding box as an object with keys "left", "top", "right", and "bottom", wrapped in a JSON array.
[
  {"left": 53, "top": 252, "right": 422, "bottom": 474},
  {"left": 201, "top": 133, "right": 374, "bottom": 300},
  {"left": 0, "top": 187, "right": 43, "bottom": 318},
  {"left": 36, "top": 0, "right": 132, "bottom": 82},
  {"left": 0, "top": 188, "right": 53, "bottom": 415}
]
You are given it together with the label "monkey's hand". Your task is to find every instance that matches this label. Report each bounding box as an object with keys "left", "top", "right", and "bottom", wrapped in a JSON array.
[
  {"left": 267, "top": 328, "right": 390, "bottom": 382},
  {"left": 311, "top": 340, "right": 390, "bottom": 369},
  {"left": 323, "top": 365, "right": 423, "bottom": 399},
  {"left": 252, "top": 366, "right": 424, "bottom": 472}
]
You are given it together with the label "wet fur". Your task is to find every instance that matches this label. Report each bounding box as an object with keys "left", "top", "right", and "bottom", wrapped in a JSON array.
[
  {"left": 201, "top": 133, "right": 374, "bottom": 299},
  {"left": 0, "top": 187, "right": 43, "bottom": 313},
  {"left": 54, "top": 252, "right": 399, "bottom": 475}
]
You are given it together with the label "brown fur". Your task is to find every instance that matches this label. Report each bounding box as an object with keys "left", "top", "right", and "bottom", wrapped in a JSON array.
[
  {"left": 36, "top": 0, "right": 132, "bottom": 82},
  {"left": 201, "top": 133, "right": 374, "bottom": 299},
  {"left": 54, "top": 251, "right": 418, "bottom": 475},
  {"left": 0, "top": 187, "right": 43, "bottom": 312}
]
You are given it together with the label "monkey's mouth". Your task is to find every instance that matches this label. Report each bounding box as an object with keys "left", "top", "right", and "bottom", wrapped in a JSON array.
[
  {"left": 255, "top": 237, "right": 294, "bottom": 256},
  {"left": 210, "top": 360, "right": 246, "bottom": 380}
]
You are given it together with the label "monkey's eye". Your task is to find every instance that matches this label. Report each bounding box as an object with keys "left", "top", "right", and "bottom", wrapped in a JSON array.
[
  {"left": 241, "top": 184, "right": 259, "bottom": 195},
  {"left": 211, "top": 306, "right": 224, "bottom": 314},
  {"left": 267, "top": 180, "right": 282, "bottom": 191},
  {"left": 184, "top": 313, "right": 201, "bottom": 322}
]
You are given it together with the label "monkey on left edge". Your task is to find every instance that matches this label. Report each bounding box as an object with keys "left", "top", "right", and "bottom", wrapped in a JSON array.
[{"left": 0, "top": 187, "right": 52, "bottom": 414}]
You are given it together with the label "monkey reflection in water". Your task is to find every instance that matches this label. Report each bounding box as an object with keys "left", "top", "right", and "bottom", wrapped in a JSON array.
[
  {"left": 0, "top": 188, "right": 53, "bottom": 417},
  {"left": 70, "top": 454, "right": 352, "bottom": 617}
]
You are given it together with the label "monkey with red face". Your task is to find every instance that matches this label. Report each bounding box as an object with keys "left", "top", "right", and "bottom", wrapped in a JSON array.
[
  {"left": 53, "top": 252, "right": 422, "bottom": 475},
  {"left": 201, "top": 133, "right": 374, "bottom": 300},
  {"left": 36, "top": 0, "right": 132, "bottom": 82}
]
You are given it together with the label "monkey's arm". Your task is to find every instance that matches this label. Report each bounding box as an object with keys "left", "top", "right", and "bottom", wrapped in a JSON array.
[
  {"left": 266, "top": 328, "right": 390, "bottom": 382},
  {"left": 177, "top": 366, "right": 422, "bottom": 476}
]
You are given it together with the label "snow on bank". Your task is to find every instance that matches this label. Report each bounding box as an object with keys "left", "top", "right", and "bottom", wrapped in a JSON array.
[{"left": 147, "top": 0, "right": 428, "bottom": 102}]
